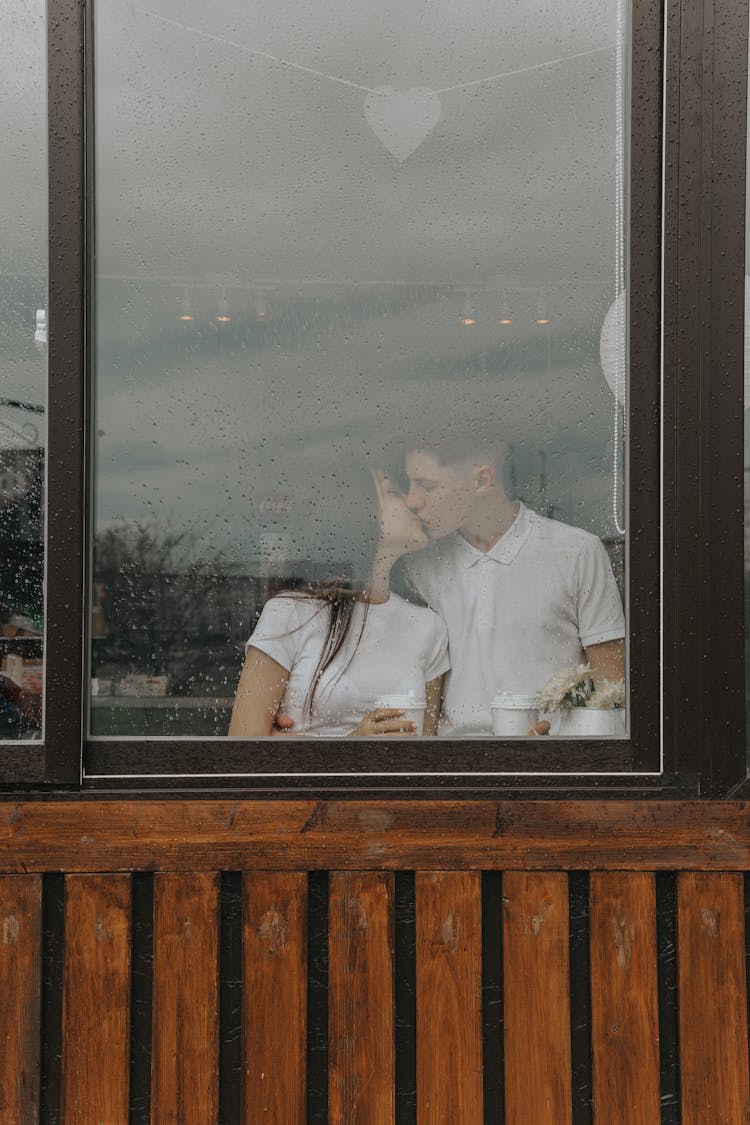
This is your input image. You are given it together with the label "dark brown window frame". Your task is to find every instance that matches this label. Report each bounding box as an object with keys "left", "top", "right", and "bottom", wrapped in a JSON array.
[{"left": 1, "top": 0, "right": 746, "bottom": 797}]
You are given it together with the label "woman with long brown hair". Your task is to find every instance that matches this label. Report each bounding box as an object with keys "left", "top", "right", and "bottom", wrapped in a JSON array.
[{"left": 229, "top": 470, "right": 448, "bottom": 737}]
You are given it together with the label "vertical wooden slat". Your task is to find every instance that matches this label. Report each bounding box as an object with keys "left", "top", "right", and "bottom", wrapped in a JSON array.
[
  {"left": 61, "top": 874, "right": 131, "bottom": 1124},
  {"left": 678, "top": 872, "right": 750, "bottom": 1124},
  {"left": 503, "top": 871, "right": 572, "bottom": 1125},
  {"left": 0, "top": 875, "right": 42, "bottom": 1124},
  {"left": 589, "top": 872, "right": 660, "bottom": 1124},
  {"left": 329, "top": 871, "right": 395, "bottom": 1125},
  {"left": 152, "top": 872, "right": 219, "bottom": 1125},
  {"left": 416, "top": 871, "right": 483, "bottom": 1124},
  {"left": 243, "top": 872, "right": 307, "bottom": 1124}
]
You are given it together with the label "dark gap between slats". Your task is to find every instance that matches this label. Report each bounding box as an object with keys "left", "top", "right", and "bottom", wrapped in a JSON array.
[
  {"left": 656, "top": 872, "right": 680, "bottom": 1124},
  {"left": 307, "top": 871, "right": 329, "bottom": 1125},
  {"left": 129, "top": 873, "right": 153, "bottom": 1125},
  {"left": 219, "top": 872, "right": 243, "bottom": 1125},
  {"left": 482, "top": 871, "right": 504, "bottom": 1125},
  {"left": 568, "top": 871, "right": 592, "bottom": 1125},
  {"left": 40, "top": 873, "right": 65, "bottom": 1125},
  {"left": 394, "top": 871, "right": 417, "bottom": 1125}
]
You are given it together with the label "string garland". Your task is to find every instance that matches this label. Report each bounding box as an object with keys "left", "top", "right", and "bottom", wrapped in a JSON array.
[
  {"left": 134, "top": 8, "right": 610, "bottom": 100},
  {"left": 612, "top": 0, "right": 627, "bottom": 536},
  {"left": 135, "top": 3, "right": 627, "bottom": 536}
]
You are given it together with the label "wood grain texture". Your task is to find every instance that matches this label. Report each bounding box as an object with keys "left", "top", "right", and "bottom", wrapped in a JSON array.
[
  {"left": 329, "top": 871, "right": 395, "bottom": 1125},
  {"left": 0, "top": 875, "right": 42, "bottom": 1124},
  {"left": 503, "top": 872, "right": 572, "bottom": 1125},
  {"left": 678, "top": 872, "right": 750, "bottom": 1124},
  {"left": 151, "top": 872, "right": 220, "bottom": 1125},
  {"left": 243, "top": 872, "right": 307, "bottom": 1124},
  {"left": 589, "top": 873, "right": 660, "bottom": 1124},
  {"left": 61, "top": 874, "right": 131, "bottom": 1125},
  {"left": 2, "top": 801, "right": 750, "bottom": 870},
  {"left": 416, "top": 871, "right": 483, "bottom": 1124}
]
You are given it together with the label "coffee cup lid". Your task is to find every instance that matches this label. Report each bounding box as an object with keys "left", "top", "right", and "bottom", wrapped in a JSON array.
[{"left": 374, "top": 692, "right": 426, "bottom": 708}]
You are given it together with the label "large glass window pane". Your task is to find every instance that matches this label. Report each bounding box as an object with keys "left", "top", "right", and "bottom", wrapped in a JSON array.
[
  {"left": 0, "top": 0, "right": 46, "bottom": 742},
  {"left": 92, "top": 0, "right": 629, "bottom": 749}
]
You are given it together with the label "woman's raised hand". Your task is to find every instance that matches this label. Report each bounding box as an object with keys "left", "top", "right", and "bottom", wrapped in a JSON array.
[
  {"left": 348, "top": 707, "right": 417, "bottom": 737},
  {"left": 371, "top": 468, "right": 428, "bottom": 557}
]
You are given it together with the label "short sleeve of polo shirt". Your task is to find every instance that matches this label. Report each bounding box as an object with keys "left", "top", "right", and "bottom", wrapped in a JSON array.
[
  {"left": 246, "top": 596, "right": 306, "bottom": 670},
  {"left": 424, "top": 612, "right": 450, "bottom": 681},
  {"left": 575, "top": 536, "right": 625, "bottom": 647}
]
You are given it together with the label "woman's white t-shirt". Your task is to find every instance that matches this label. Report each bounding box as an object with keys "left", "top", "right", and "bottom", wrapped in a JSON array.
[{"left": 247, "top": 592, "right": 450, "bottom": 737}]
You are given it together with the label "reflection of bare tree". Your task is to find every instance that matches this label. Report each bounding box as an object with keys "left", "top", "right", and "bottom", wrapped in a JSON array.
[
  {"left": 93, "top": 522, "right": 252, "bottom": 693},
  {"left": 0, "top": 447, "right": 44, "bottom": 627}
]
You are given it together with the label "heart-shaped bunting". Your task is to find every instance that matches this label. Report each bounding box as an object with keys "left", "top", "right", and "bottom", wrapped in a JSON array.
[{"left": 363, "top": 86, "right": 442, "bottom": 162}]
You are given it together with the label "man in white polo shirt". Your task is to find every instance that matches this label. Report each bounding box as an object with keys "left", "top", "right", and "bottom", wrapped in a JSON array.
[{"left": 395, "top": 437, "right": 625, "bottom": 736}]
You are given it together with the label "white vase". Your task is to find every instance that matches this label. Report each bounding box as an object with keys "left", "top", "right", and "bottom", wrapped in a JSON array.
[
  {"left": 490, "top": 693, "right": 541, "bottom": 736},
  {"left": 559, "top": 707, "right": 626, "bottom": 737}
]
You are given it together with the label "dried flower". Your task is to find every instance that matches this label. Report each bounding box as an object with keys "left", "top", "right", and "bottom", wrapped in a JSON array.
[
  {"left": 536, "top": 664, "right": 593, "bottom": 712},
  {"left": 588, "top": 679, "right": 625, "bottom": 710}
]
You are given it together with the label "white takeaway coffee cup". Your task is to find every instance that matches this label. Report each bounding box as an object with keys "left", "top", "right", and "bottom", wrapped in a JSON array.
[
  {"left": 490, "top": 692, "right": 540, "bottom": 737},
  {"left": 373, "top": 693, "right": 427, "bottom": 735}
]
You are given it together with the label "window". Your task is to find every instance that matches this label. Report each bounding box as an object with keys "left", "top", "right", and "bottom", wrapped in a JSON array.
[
  {"left": 2, "top": 0, "right": 746, "bottom": 793},
  {"left": 85, "top": 0, "right": 666, "bottom": 785},
  {"left": 0, "top": 0, "right": 46, "bottom": 751}
]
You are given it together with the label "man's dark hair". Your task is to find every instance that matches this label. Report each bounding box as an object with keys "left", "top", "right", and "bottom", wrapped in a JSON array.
[
  {"left": 400, "top": 422, "right": 514, "bottom": 494},
  {"left": 405, "top": 423, "right": 508, "bottom": 470}
]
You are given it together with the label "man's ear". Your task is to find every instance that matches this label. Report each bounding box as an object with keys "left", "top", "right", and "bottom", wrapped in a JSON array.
[{"left": 473, "top": 463, "right": 495, "bottom": 493}]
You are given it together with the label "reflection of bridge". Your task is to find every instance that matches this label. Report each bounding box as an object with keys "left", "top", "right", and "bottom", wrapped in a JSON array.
[{"left": 0, "top": 398, "right": 44, "bottom": 413}]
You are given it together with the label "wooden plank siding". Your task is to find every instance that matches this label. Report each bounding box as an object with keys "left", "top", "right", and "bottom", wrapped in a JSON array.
[
  {"left": 589, "top": 872, "right": 661, "bottom": 1124},
  {"left": 503, "top": 871, "right": 573, "bottom": 1124},
  {"left": 0, "top": 875, "right": 42, "bottom": 1125},
  {"left": 1, "top": 800, "right": 750, "bottom": 870},
  {"left": 0, "top": 802, "right": 749, "bottom": 1119},
  {"left": 243, "top": 872, "right": 308, "bottom": 1124},
  {"left": 329, "top": 871, "right": 395, "bottom": 1124},
  {"left": 61, "top": 874, "right": 131, "bottom": 1124},
  {"left": 151, "top": 872, "right": 220, "bottom": 1125},
  {"left": 678, "top": 872, "right": 750, "bottom": 1124},
  {"left": 416, "top": 872, "right": 483, "bottom": 1123}
]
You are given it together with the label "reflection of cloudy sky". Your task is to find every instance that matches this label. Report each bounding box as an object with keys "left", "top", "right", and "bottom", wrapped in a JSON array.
[
  {"left": 0, "top": 0, "right": 46, "bottom": 449},
  {"left": 2, "top": 0, "right": 46, "bottom": 273},
  {"left": 92, "top": 0, "right": 626, "bottom": 561}
]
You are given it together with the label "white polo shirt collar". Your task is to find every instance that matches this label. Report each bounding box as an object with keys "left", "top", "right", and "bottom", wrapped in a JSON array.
[{"left": 452, "top": 502, "right": 534, "bottom": 568}]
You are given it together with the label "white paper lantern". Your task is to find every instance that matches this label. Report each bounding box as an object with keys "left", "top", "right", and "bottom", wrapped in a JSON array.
[
  {"left": 599, "top": 291, "right": 627, "bottom": 406},
  {"left": 603, "top": 282, "right": 750, "bottom": 410}
]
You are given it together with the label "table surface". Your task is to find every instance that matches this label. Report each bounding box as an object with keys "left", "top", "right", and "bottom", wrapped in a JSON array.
[{"left": 90, "top": 696, "right": 233, "bottom": 708}]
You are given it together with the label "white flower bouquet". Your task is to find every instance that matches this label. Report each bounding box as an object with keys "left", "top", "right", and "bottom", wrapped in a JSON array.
[
  {"left": 536, "top": 665, "right": 625, "bottom": 713},
  {"left": 535, "top": 664, "right": 593, "bottom": 712},
  {"left": 588, "top": 678, "right": 626, "bottom": 710}
]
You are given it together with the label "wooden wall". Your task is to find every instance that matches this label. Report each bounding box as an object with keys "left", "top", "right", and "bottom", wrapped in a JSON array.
[{"left": 1, "top": 800, "right": 749, "bottom": 1122}]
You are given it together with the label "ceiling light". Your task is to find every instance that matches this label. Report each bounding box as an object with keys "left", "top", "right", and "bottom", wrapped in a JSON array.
[
  {"left": 215, "top": 294, "right": 231, "bottom": 324},
  {"left": 497, "top": 298, "right": 512, "bottom": 325},
  {"left": 178, "top": 291, "right": 194, "bottom": 322},
  {"left": 534, "top": 296, "right": 550, "bottom": 325},
  {"left": 460, "top": 292, "right": 477, "bottom": 326}
]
